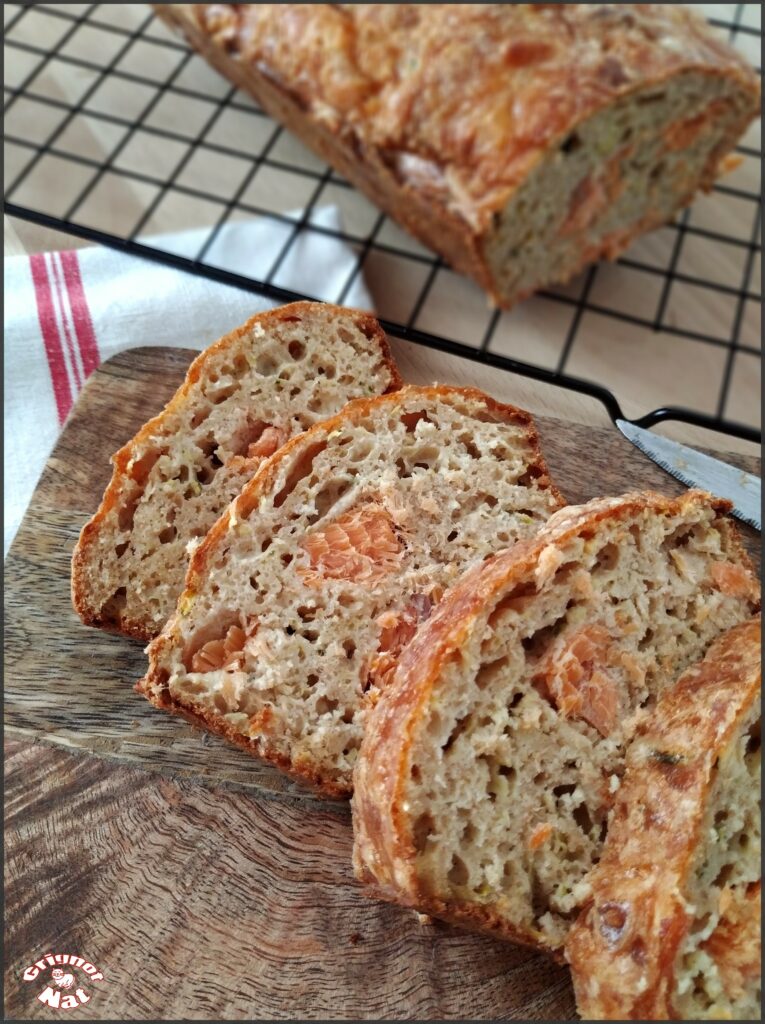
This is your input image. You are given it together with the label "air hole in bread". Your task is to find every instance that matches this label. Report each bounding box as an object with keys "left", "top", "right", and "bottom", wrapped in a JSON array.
[
  {"left": 308, "top": 477, "right": 352, "bottom": 524},
  {"left": 402, "top": 410, "right": 433, "bottom": 433},
  {"left": 572, "top": 801, "right": 595, "bottom": 836},
  {"left": 196, "top": 433, "right": 218, "bottom": 458},
  {"left": 595, "top": 542, "right": 619, "bottom": 572},
  {"left": 446, "top": 529, "right": 459, "bottom": 542},
  {"left": 665, "top": 524, "right": 693, "bottom": 548},
  {"left": 255, "top": 351, "right": 281, "bottom": 376},
  {"left": 458, "top": 433, "right": 481, "bottom": 459},
  {"left": 357, "top": 320, "right": 379, "bottom": 341},
  {"left": 637, "top": 90, "right": 666, "bottom": 105},
  {"left": 443, "top": 715, "right": 469, "bottom": 753},
  {"left": 553, "top": 783, "right": 577, "bottom": 798},
  {"left": 561, "top": 131, "right": 582, "bottom": 154},
  {"left": 343, "top": 639, "right": 356, "bottom": 659},
  {"left": 636, "top": 627, "right": 655, "bottom": 655},
  {"left": 288, "top": 340, "right": 305, "bottom": 360},
  {"left": 317, "top": 364, "right": 336, "bottom": 379},
  {"left": 118, "top": 493, "right": 141, "bottom": 532},
  {"left": 208, "top": 383, "right": 238, "bottom": 405},
  {"left": 115, "top": 541, "right": 129, "bottom": 558},
  {"left": 232, "top": 354, "right": 249, "bottom": 378},
  {"left": 158, "top": 525, "right": 177, "bottom": 544},
  {"left": 129, "top": 449, "right": 162, "bottom": 485},
  {"left": 316, "top": 696, "right": 338, "bottom": 715},
  {"left": 488, "top": 582, "right": 538, "bottom": 628},
  {"left": 273, "top": 441, "right": 327, "bottom": 508},
  {"left": 101, "top": 586, "right": 127, "bottom": 622},
  {"left": 448, "top": 854, "right": 469, "bottom": 887},
  {"left": 190, "top": 406, "right": 211, "bottom": 429},
  {"left": 475, "top": 656, "right": 508, "bottom": 690},
  {"left": 745, "top": 719, "right": 760, "bottom": 756}
]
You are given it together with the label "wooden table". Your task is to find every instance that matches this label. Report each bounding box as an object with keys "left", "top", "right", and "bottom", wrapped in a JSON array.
[{"left": 4, "top": 217, "right": 761, "bottom": 1021}]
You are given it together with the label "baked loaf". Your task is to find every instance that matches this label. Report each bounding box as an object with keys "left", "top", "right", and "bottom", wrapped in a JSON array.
[
  {"left": 72, "top": 302, "right": 401, "bottom": 641},
  {"left": 152, "top": 4, "right": 760, "bottom": 308},
  {"left": 566, "top": 616, "right": 761, "bottom": 1021},
  {"left": 352, "top": 491, "right": 760, "bottom": 953},
  {"left": 138, "top": 385, "right": 565, "bottom": 797}
]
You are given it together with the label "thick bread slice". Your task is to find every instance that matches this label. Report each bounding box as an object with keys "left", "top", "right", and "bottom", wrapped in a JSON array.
[
  {"left": 352, "top": 492, "right": 760, "bottom": 953},
  {"left": 153, "top": 5, "right": 759, "bottom": 309},
  {"left": 138, "top": 385, "right": 565, "bottom": 797},
  {"left": 72, "top": 302, "right": 401, "bottom": 641},
  {"left": 566, "top": 616, "right": 761, "bottom": 1021}
]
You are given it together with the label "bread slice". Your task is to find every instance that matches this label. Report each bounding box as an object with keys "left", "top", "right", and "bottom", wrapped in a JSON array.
[
  {"left": 565, "top": 616, "right": 761, "bottom": 1021},
  {"left": 352, "top": 491, "right": 760, "bottom": 953},
  {"left": 138, "top": 385, "right": 565, "bottom": 797},
  {"left": 71, "top": 302, "right": 401, "bottom": 641}
]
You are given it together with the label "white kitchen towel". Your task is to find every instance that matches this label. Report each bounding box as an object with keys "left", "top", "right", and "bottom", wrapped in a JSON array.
[{"left": 4, "top": 207, "right": 373, "bottom": 556}]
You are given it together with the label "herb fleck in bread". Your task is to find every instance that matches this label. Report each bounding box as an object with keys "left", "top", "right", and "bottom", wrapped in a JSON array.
[
  {"left": 153, "top": 4, "right": 760, "bottom": 308},
  {"left": 138, "top": 386, "right": 565, "bottom": 797},
  {"left": 352, "top": 492, "right": 760, "bottom": 953},
  {"left": 566, "top": 616, "right": 761, "bottom": 1021},
  {"left": 71, "top": 302, "right": 401, "bottom": 641}
]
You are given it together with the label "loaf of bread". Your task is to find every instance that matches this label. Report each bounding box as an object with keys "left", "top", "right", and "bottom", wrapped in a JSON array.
[
  {"left": 352, "top": 491, "right": 760, "bottom": 953},
  {"left": 72, "top": 302, "right": 401, "bottom": 641},
  {"left": 152, "top": 4, "right": 760, "bottom": 309},
  {"left": 138, "top": 385, "right": 565, "bottom": 797},
  {"left": 566, "top": 616, "right": 761, "bottom": 1021}
]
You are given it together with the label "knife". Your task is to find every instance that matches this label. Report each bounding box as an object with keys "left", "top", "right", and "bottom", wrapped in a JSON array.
[{"left": 616, "top": 419, "right": 761, "bottom": 532}]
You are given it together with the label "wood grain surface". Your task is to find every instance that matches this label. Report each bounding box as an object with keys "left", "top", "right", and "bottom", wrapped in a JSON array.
[{"left": 4, "top": 346, "right": 760, "bottom": 1021}]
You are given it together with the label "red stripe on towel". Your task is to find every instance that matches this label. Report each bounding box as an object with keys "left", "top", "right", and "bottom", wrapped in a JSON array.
[
  {"left": 29, "top": 253, "right": 72, "bottom": 424},
  {"left": 60, "top": 249, "right": 100, "bottom": 378},
  {"left": 49, "top": 253, "right": 83, "bottom": 390}
]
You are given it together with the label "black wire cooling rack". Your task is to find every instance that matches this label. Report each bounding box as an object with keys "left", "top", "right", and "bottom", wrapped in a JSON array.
[{"left": 4, "top": 3, "right": 762, "bottom": 443}]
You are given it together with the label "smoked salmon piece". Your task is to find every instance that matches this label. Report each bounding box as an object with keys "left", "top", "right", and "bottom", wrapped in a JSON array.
[
  {"left": 300, "top": 504, "right": 402, "bottom": 587},
  {"left": 534, "top": 624, "right": 618, "bottom": 737},
  {"left": 710, "top": 559, "right": 757, "bottom": 599}
]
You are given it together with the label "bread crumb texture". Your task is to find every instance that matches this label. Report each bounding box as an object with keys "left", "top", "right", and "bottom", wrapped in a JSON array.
[
  {"left": 140, "top": 385, "right": 564, "bottom": 795},
  {"left": 352, "top": 491, "right": 760, "bottom": 958},
  {"left": 72, "top": 302, "right": 399, "bottom": 639},
  {"left": 566, "top": 616, "right": 761, "bottom": 1020}
]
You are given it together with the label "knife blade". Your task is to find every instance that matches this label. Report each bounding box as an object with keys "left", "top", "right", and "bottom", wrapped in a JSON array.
[{"left": 616, "top": 419, "right": 761, "bottom": 532}]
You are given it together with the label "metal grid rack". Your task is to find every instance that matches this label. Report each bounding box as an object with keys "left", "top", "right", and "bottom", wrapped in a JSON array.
[{"left": 4, "top": 3, "right": 762, "bottom": 442}]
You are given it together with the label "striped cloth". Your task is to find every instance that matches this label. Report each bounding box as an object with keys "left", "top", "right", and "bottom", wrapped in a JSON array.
[{"left": 4, "top": 211, "right": 372, "bottom": 556}]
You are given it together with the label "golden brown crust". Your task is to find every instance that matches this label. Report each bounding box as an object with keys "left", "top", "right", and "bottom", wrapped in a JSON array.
[
  {"left": 137, "top": 384, "right": 564, "bottom": 798},
  {"left": 71, "top": 301, "right": 401, "bottom": 642},
  {"left": 152, "top": 4, "right": 760, "bottom": 306},
  {"left": 351, "top": 491, "right": 760, "bottom": 947},
  {"left": 564, "top": 615, "right": 761, "bottom": 1020}
]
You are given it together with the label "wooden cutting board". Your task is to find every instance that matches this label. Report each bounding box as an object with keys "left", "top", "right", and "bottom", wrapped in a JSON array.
[{"left": 4, "top": 347, "right": 760, "bottom": 1021}]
